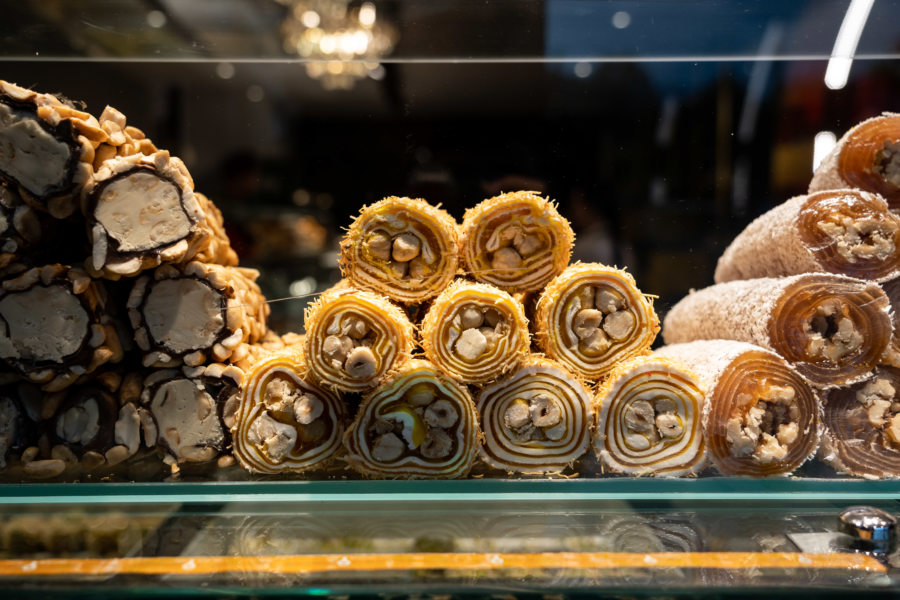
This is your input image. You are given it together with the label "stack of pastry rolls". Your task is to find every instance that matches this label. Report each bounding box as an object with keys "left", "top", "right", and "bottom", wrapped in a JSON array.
[{"left": 661, "top": 113, "right": 900, "bottom": 479}]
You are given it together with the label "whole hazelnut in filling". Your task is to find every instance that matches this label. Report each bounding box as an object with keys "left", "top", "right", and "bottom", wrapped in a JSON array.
[
  {"left": 621, "top": 397, "right": 683, "bottom": 450},
  {"left": 571, "top": 286, "right": 635, "bottom": 355},
  {"left": 452, "top": 305, "right": 506, "bottom": 362},
  {"left": 370, "top": 383, "right": 459, "bottom": 462},
  {"left": 322, "top": 315, "right": 378, "bottom": 380},
  {"left": 365, "top": 229, "right": 434, "bottom": 282}
]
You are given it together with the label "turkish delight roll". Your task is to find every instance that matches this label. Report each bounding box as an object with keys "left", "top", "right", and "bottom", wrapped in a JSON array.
[
  {"left": 475, "top": 355, "right": 593, "bottom": 475},
  {"left": 140, "top": 362, "right": 244, "bottom": 472},
  {"left": 304, "top": 286, "right": 414, "bottom": 392},
  {"left": 420, "top": 279, "right": 529, "bottom": 384},
  {"left": 460, "top": 191, "right": 574, "bottom": 293},
  {"left": 656, "top": 340, "right": 821, "bottom": 477},
  {"left": 234, "top": 350, "right": 345, "bottom": 475},
  {"left": 0, "top": 80, "right": 106, "bottom": 218},
  {"left": 715, "top": 189, "right": 900, "bottom": 283},
  {"left": 343, "top": 359, "right": 480, "bottom": 479},
  {"left": 594, "top": 355, "right": 707, "bottom": 477},
  {"left": 819, "top": 366, "right": 900, "bottom": 478},
  {"left": 535, "top": 262, "right": 659, "bottom": 380},
  {"left": 662, "top": 274, "right": 891, "bottom": 389},
  {"left": 810, "top": 113, "right": 900, "bottom": 211},
  {"left": 339, "top": 196, "right": 459, "bottom": 303},
  {"left": 0, "top": 264, "right": 124, "bottom": 391},
  {"left": 127, "top": 261, "right": 269, "bottom": 368},
  {"left": 81, "top": 150, "right": 224, "bottom": 278}
]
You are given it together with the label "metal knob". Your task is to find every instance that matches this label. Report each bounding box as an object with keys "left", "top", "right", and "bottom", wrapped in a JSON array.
[{"left": 838, "top": 506, "right": 897, "bottom": 555}]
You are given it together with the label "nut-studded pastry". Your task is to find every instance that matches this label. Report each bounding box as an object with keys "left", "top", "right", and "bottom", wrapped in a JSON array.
[
  {"left": 343, "top": 359, "right": 480, "bottom": 479},
  {"left": 81, "top": 151, "right": 226, "bottom": 278},
  {"left": 662, "top": 274, "right": 892, "bottom": 389},
  {"left": 475, "top": 355, "right": 593, "bottom": 475},
  {"left": 0, "top": 80, "right": 106, "bottom": 218},
  {"left": 819, "top": 366, "right": 900, "bottom": 479},
  {"left": 460, "top": 191, "right": 574, "bottom": 293},
  {"left": 140, "top": 363, "right": 244, "bottom": 471},
  {"left": 715, "top": 189, "right": 900, "bottom": 283},
  {"left": 127, "top": 261, "right": 269, "bottom": 368},
  {"left": 40, "top": 370, "right": 144, "bottom": 478},
  {"left": 304, "top": 285, "right": 414, "bottom": 392},
  {"left": 0, "top": 186, "right": 41, "bottom": 276},
  {"left": 810, "top": 113, "right": 900, "bottom": 211},
  {"left": 91, "top": 105, "right": 158, "bottom": 169},
  {"left": 233, "top": 350, "right": 345, "bottom": 475},
  {"left": 534, "top": 262, "right": 659, "bottom": 381},
  {"left": 420, "top": 279, "right": 529, "bottom": 384},
  {"left": 339, "top": 196, "right": 459, "bottom": 303},
  {"left": 657, "top": 340, "right": 821, "bottom": 477},
  {"left": 0, "top": 264, "right": 124, "bottom": 391},
  {"left": 594, "top": 354, "right": 707, "bottom": 477},
  {"left": 0, "top": 382, "right": 40, "bottom": 473}
]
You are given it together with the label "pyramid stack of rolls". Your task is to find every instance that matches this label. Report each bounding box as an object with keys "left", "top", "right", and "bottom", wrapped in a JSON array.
[
  {"left": 662, "top": 112, "right": 900, "bottom": 479},
  {"left": 0, "top": 79, "right": 284, "bottom": 480}
]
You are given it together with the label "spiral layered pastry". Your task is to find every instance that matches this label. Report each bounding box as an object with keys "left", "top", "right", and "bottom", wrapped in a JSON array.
[
  {"left": 343, "top": 359, "right": 480, "bottom": 478},
  {"left": 663, "top": 274, "right": 891, "bottom": 389},
  {"left": 535, "top": 263, "right": 659, "bottom": 380},
  {"left": 234, "top": 350, "right": 345, "bottom": 475},
  {"left": 460, "top": 191, "right": 574, "bottom": 293},
  {"left": 475, "top": 355, "right": 593, "bottom": 475},
  {"left": 594, "top": 355, "right": 707, "bottom": 477},
  {"left": 715, "top": 189, "right": 900, "bottom": 283},
  {"left": 819, "top": 366, "right": 900, "bottom": 478},
  {"left": 810, "top": 113, "right": 900, "bottom": 211},
  {"left": 657, "top": 341, "right": 821, "bottom": 476},
  {"left": 304, "top": 286, "right": 414, "bottom": 392},
  {"left": 420, "top": 279, "right": 529, "bottom": 384},
  {"left": 339, "top": 196, "right": 459, "bottom": 303}
]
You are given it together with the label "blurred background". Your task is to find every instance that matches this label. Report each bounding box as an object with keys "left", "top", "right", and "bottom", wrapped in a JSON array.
[{"left": 2, "top": 0, "right": 899, "bottom": 332}]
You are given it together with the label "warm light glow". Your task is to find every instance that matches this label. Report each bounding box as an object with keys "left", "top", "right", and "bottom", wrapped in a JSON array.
[
  {"left": 813, "top": 131, "right": 837, "bottom": 172},
  {"left": 301, "top": 10, "right": 320, "bottom": 28},
  {"left": 319, "top": 34, "right": 336, "bottom": 54},
  {"left": 825, "top": 0, "right": 874, "bottom": 90},
  {"left": 359, "top": 2, "right": 377, "bottom": 27}
]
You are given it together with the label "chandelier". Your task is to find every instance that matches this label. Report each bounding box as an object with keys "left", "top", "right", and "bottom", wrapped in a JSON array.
[{"left": 279, "top": 0, "right": 396, "bottom": 90}]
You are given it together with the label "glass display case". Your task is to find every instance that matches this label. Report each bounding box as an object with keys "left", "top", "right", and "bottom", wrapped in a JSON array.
[{"left": 1, "top": 0, "right": 899, "bottom": 597}]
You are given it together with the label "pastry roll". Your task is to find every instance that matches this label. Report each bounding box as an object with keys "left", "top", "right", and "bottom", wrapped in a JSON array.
[
  {"left": 0, "top": 264, "right": 124, "bottom": 391},
  {"left": 810, "top": 113, "right": 900, "bottom": 211},
  {"left": 475, "top": 355, "right": 593, "bottom": 475},
  {"left": 460, "top": 191, "right": 574, "bottom": 293},
  {"left": 140, "top": 363, "right": 244, "bottom": 471},
  {"left": 656, "top": 340, "right": 821, "bottom": 476},
  {"left": 234, "top": 350, "right": 345, "bottom": 475},
  {"left": 594, "top": 355, "right": 707, "bottom": 477},
  {"left": 127, "top": 261, "right": 269, "bottom": 368},
  {"left": 339, "top": 196, "right": 459, "bottom": 303},
  {"left": 343, "top": 359, "right": 480, "bottom": 479},
  {"left": 715, "top": 189, "right": 900, "bottom": 283},
  {"left": 0, "top": 80, "right": 106, "bottom": 218},
  {"left": 81, "top": 151, "right": 223, "bottom": 278},
  {"left": 662, "top": 274, "right": 891, "bottom": 389},
  {"left": 880, "top": 278, "right": 900, "bottom": 368},
  {"left": 420, "top": 279, "right": 529, "bottom": 384},
  {"left": 534, "top": 262, "right": 659, "bottom": 380},
  {"left": 304, "top": 286, "right": 414, "bottom": 392},
  {"left": 819, "top": 366, "right": 900, "bottom": 478}
]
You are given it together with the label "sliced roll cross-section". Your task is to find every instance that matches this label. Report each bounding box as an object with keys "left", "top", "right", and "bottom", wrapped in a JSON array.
[
  {"left": 0, "top": 80, "right": 106, "bottom": 218},
  {"left": 663, "top": 274, "right": 892, "bottom": 389},
  {"left": 810, "top": 113, "right": 900, "bottom": 211},
  {"left": 475, "top": 355, "right": 593, "bottom": 475},
  {"left": 460, "top": 191, "right": 574, "bottom": 293},
  {"left": 820, "top": 366, "right": 900, "bottom": 479},
  {"left": 343, "top": 359, "right": 480, "bottom": 479},
  {"left": 657, "top": 340, "right": 821, "bottom": 477},
  {"left": 339, "top": 196, "right": 459, "bottom": 303},
  {"left": 535, "top": 262, "right": 659, "bottom": 381},
  {"left": 594, "top": 354, "right": 707, "bottom": 477},
  {"left": 420, "top": 279, "right": 529, "bottom": 384},
  {"left": 82, "top": 151, "right": 222, "bottom": 278},
  {"left": 0, "top": 264, "right": 124, "bottom": 391},
  {"left": 304, "top": 286, "right": 415, "bottom": 392},
  {"left": 127, "top": 261, "right": 269, "bottom": 368},
  {"left": 234, "top": 350, "right": 345, "bottom": 475},
  {"left": 715, "top": 189, "right": 900, "bottom": 283},
  {"left": 140, "top": 363, "right": 244, "bottom": 471}
]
